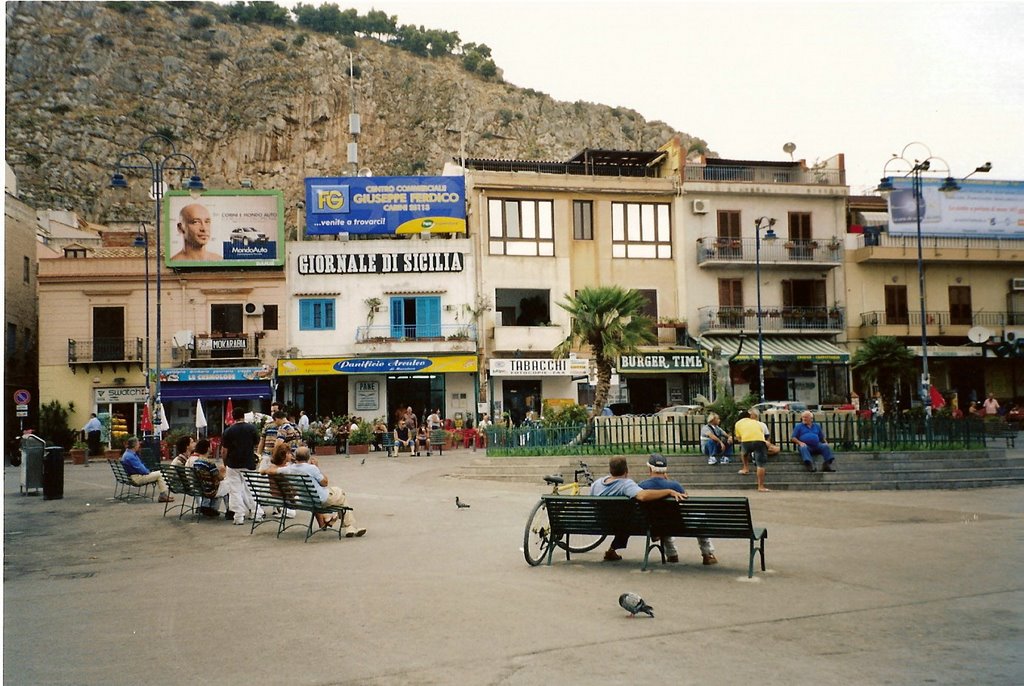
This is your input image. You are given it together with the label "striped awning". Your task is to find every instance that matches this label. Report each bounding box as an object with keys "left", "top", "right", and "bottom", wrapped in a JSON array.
[{"left": 699, "top": 336, "right": 849, "bottom": 363}]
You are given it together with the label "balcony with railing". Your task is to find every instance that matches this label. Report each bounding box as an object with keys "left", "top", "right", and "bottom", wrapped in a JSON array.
[
  {"left": 355, "top": 324, "right": 478, "bottom": 352},
  {"left": 68, "top": 337, "right": 144, "bottom": 371},
  {"left": 860, "top": 310, "right": 1016, "bottom": 336},
  {"left": 698, "top": 306, "right": 845, "bottom": 333},
  {"left": 851, "top": 233, "right": 1024, "bottom": 263},
  {"left": 697, "top": 236, "right": 843, "bottom": 267},
  {"left": 684, "top": 163, "right": 845, "bottom": 186}
]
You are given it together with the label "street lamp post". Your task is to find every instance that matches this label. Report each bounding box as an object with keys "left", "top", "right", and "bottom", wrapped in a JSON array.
[
  {"left": 876, "top": 143, "right": 990, "bottom": 416},
  {"left": 754, "top": 216, "right": 777, "bottom": 405},
  {"left": 111, "top": 135, "right": 204, "bottom": 436}
]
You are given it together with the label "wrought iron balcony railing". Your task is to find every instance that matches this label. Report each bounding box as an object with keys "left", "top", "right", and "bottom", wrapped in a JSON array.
[
  {"left": 68, "top": 338, "right": 144, "bottom": 369},
  {"left": 355, "top": 324, "right": 478, "bottom": 343},
  {"left": 697, "top": 236, "right": 843, "bottom": 265},
  {"left": 698, "top": 306, "right": 845, "bottom": 333},
  {"left": 860, "top": 311, "right": 1014, "bottom": 328}
]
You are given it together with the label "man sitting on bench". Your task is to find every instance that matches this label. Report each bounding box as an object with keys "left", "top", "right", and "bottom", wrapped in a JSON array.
[
  {"left": 268, "top": 446, "right": 367, "bottom": 537},
  {"left": 638, "top": 453, "right": 717, "bottom": 566},
  {"left": 394, "top": 419, "right": 414, "bottom": 455},
  {"left": 590, "top": 456, "right": 686, "bottom": 562}
]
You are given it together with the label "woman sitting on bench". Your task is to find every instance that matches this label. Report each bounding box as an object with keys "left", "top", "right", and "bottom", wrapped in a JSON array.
[{"left": 414, "top": 426, "right": 429, "bottom": 456}]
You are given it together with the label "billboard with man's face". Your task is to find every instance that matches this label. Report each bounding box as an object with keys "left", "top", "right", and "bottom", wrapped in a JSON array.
[{"left": 163, "top": 189, "right": 285, "bottom": 268}]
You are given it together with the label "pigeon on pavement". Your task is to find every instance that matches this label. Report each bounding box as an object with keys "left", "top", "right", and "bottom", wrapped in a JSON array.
[
  {"left": 619, "top": 592, "right": 654, "bottom": 618},
  {"left": 456, "top": 497, "right": 471, "bottom": 509},
  {"left": 360, "top": 458, "right": 366, "bottom": 465}
]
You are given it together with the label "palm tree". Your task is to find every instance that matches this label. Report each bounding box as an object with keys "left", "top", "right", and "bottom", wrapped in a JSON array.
[
  {"left": 553, "top": 286, "right": 656, "bottom": 422},
  {"left": 851, "top": 336, "right": 916, "bottom": 415}
]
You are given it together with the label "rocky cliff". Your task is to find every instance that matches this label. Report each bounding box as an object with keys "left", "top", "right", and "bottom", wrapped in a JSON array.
[{"left": 5, "top": 1, "right": 707, "bottom": 229}]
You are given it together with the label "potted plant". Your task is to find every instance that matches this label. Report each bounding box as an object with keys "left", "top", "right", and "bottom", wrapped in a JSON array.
[
  {"left": 70, "top": 440, "right": 89, "bottom": 465},
  {"left": 347, "top": 420, "right": 373, "bottom": 455}
]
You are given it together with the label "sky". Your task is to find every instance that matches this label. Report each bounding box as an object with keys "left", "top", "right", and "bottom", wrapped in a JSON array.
[{"left": 283, "top": 0, "right": 1024, "bottom": 193}]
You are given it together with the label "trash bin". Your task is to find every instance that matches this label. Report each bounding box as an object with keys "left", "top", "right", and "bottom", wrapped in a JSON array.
[
  {"left": 43, "top": 446, "right": 64, "bottom": 500},
  {"left": 140, "top": 435, "right": 161, "bottom": 471},
  {"left": 20, "top": 435, "right": 45, "bottom": 495}
]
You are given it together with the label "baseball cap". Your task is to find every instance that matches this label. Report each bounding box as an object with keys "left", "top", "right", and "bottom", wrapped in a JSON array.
[{"left": 647, "top": 453, "right": 668, "bottom": 468}]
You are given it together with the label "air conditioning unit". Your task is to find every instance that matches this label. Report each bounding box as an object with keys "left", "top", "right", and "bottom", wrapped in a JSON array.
[
  {"left": 1010, "top": 278, "right": 1024, "bottom": 291},
  {"left": 691, "top": 199, "right": 710, "bottom": 214},
  {"left": 1004, "top": 327, "right": 1024, "bottom": 343},
  {"left": 244, "top": 302, "right": 264, "bottom": 316}
]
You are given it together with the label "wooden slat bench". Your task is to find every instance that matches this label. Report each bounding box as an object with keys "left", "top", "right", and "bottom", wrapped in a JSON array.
[
  {"left": 641, "top": 496, "right": 767, "bottom": 578},
  {"left": 983, "top": 421, "right": 1018, "bottom": 448},
  {"left": 541, "top": 495, "right": 647, "bottom": 565},
  {"left": 541, "top": 495, "right": 768, "bottom": 578},
  {"left": 242, "top": 471, "right": 353, "bottom": 542},
  {"left": 108, "top": 459, "right": 156, "bottom": 502}
]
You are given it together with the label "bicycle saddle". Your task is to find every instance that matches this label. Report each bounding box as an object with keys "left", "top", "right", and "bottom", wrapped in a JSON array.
[{"left": 543, "top": 474, "right": 564, "bottom": 485}]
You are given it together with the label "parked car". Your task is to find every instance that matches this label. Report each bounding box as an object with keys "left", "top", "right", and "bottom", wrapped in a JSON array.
[
  {"left": 656, "top": 404, "right": 706, "bottom": 416},
  {"left": 230, "top": 226, "right": 269, "bottom": 245},
  {"left": 605, "top": 402, "right": 634, "bottom": 416},
  {"left": 750, "top": 401, "right": 809, "bottom": 415}
]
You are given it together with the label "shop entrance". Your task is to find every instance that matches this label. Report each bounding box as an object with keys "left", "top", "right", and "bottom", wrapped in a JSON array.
[
  {"left": 387, "top": 375, "right": 445, "bottom": 427},
  {"left": 623, "top": 377, "right": 666, "bottom": 414},
  {"left": 294, "top": 376, "right": 349, "bottom": 420},
  {"left": 502, "top": 380, "right": 541, "bottom": 426}
]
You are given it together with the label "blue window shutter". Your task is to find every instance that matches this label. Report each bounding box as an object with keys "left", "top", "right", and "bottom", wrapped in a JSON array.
[
  {"left": 390, "top": 297, "right": 404, "bottom": 338},
  {"left": 417, "top": 297, "right": 441, "bottom": 338},
  {"left": 299, "top": 300, "right": 313, "bottom": 330},
  {"left": 324, "top": 301, "right": 335, "bottom": 329}
]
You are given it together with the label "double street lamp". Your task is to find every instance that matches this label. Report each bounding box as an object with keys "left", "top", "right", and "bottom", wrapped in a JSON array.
[
  {"left": 111, "top": 135, "right": 204, "bottom": 435},
  {"left": 876, "top": 142, "right": 990, "bottom": 415},
  {"left": 753, "top": 216, "right": 777, "bottom": 404}
]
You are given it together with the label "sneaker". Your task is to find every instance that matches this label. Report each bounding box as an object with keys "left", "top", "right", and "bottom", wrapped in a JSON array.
[
  {"left": 822, "top": 462, "right": 836, "bottom": 472},
  {"left": 707, "top": 456, "right": 718, "bottom": 465},
  {"left": 702, "top": 553, "right": 718, "bottom": 566},
  {"left": 720, "top": 456, "right": 730, "bottom": 464},
  {"left": 603, "top": 549, "right": 622, "bottom": 561},
  {"left": 345, "top": 527, "right": 367, "bottom": 538},
  {"left": 233, "top": 519, "right": 246, "bottom": 526},
  {"left": 224, "top": 510, "right": 235, "bottom": 521},
  {"left": 158, "top": 493, "right": 174, "bottom": 503},
  {"left": 804, "top": 461, "right": 816, "bottom": 472}
]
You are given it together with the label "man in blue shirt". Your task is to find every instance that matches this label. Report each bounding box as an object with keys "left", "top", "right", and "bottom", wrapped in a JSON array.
[
  {"left": 791, "top": 411, "right": 836, "bottom": 472},
  {"left": 638, "top": 454, "right": 717, "bottom": 565},
  {"left": 590, "top": 456, "right": 686, "bottom": 561},
  {"left": 82, "top": 413, "right": 103, "bottom": 456},
  {"left": 120, "top": 436, "right": 172, "bottom": 502}
]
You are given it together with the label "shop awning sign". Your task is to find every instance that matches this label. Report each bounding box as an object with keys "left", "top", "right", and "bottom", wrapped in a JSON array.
[{"left": 617, "top": 351, "right": 707, "bottom": 373}]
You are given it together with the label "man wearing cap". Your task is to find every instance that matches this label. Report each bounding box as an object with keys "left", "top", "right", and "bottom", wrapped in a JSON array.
[
  {"left": 639, "top": 453, "right": 717, "bottom": 565},
  {"left": 590, "top": 456, "right": 687, "bottom": 562}
]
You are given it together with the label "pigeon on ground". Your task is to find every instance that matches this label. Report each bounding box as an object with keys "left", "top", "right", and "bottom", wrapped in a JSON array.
[
  {"left": 360, "top": 458, "right": 366, "bottom": 465},
  {"left": 619, "top": 592, "right": 654, "bottom": 618},
  {"left": 456, "top": 497, "right": 471, "bottom": 509}
]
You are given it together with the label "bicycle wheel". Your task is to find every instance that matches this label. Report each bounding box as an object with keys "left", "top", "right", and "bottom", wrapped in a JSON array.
[{"left": 523, "top": 499, "right": 553, "bottom": 566}]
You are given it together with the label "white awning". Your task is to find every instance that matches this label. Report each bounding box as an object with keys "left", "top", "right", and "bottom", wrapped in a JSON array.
[{"left": 699, "top": 336, "right": 849, "bottom": 362}]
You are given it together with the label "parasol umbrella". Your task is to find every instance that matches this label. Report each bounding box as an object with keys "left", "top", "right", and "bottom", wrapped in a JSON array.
[
  {"left": 140, "top": 403, "right": 153, "bottom": 433},
  {"left": 929, "top": 385, "right": 947, "bottom": 410},
  {"left": 196, "top": 399, "right": 208, "bottom": 435},
  {"left": 224, "top": 397, "right": 235, "bottom": 426},
  {"left": 156, "top": 402, "right": 170, "bottom": 433}
]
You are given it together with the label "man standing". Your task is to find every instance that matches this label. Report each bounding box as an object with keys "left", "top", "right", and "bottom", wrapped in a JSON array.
[
  {"left": 82, "top": 413, "right": 103, "bottom": 456},
  {"left": 791, "top": 410, "right": 836, "bottom": 473},
  {"left": 590, "top": 456, "right": 687, "bottom": 561},
  {"left": 983, "top": 393, "right": 1001, "bottom": 417},
  {"left": 638, "top": 454, "right": 717, "bottom": 565},
  {"left": 735, "top": 408, "right": 771, "bottom": 492},
  {"left": 297, "top": 410, "right": 310, "bottom": 431},
  {"left": 220, "top": 406, "right": 261, "bottom": 525},
  {"left": 120, "top": 436, "right": 172, "bottom": 502},
  {"left": 170, "top": 204, "right": 221, "bottom": 261}
]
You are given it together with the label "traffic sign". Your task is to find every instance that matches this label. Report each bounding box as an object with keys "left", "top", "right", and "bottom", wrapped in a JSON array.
[
  {"left": 16, "top": 410, "right": 28, "bottom": 418},
  {"left": 13, "top": 389, "right": 31, "bottom": 405},
  {"left": 16, "top": 404, "right": 28, "bottom": 411}
]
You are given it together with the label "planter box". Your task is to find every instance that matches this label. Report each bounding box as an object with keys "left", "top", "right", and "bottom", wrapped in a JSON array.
[
  {"left": 348, "top": 444, "right": 369, "bottom": 455},
  {"left": 313, "top": 445, "right": 336, "bottom": 456},
  {"left": 70, "top": 449, "right": 87, "bottom": 465}
]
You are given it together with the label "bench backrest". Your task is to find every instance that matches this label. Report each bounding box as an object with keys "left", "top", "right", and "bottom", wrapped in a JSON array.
[
  {"left": 429, "top": 429, "right": 446, "bottom": 445},
  {"left": 542, "top": 495, "right": 647, "bottom": 537},
  {"left": 643, "top": 496, "right": 755, "bottom": 538},
  {"left": 108, "top": 459, "right": 128, "bottom": 483},
  {"left": 243, "top": 471, "right": 324, "bottom": 510}
]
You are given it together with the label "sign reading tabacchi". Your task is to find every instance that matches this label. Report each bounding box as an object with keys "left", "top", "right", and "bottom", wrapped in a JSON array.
[{"left": 305, "top": 175, "right": 466, "bottom": 236}]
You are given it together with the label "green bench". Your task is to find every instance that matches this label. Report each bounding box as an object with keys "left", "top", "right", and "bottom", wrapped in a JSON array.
[
  {"left": 107, "top": 459, "right": 156, "bottom": 503},
  {"left": 428, "top": 429, "right": 447, "bottom": 455},
  {"left": 983, "top": 421, "right": 1018, "bottom": 448},
  {"left": 541, "top": 495, "right": 768, "bottom": 578},
  {"left": 158, "top": 464, "right": 202, "bottom": 519},
  {"left": 242, "top": 471, "right": 353, "bottom": 542}
]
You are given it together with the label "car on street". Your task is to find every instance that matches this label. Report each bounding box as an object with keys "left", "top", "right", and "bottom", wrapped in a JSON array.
[
  {"left": 750, "top": 401, "right": 809, "bottom": 415},
  {"left": 656, "top": 404, "right": 706, "bottom": 416}
]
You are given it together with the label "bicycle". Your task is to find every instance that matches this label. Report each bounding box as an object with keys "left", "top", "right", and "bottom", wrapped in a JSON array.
[{"left": 523, "top": 460, "right": 607, "bottom": 566}]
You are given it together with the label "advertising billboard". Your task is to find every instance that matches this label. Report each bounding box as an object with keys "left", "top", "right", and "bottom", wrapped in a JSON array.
[
  {"left": 163, "top": 190, "right": 285, "bottom": 268},
  {"left": 886, "top": 179, "right": 1024, "bottom": 238},
  {"left": 305, "top": 175, "right": 466, "bottom": 236}
]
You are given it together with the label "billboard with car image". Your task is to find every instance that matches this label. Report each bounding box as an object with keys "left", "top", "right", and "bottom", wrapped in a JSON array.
[{"left": 163, "top": 189, "right": 285, "bottom": 268}]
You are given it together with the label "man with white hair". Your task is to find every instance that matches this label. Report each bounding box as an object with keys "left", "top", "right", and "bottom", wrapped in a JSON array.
[
  {"left": 791, "top": 410, "right": 835, "bottom": 472},
  {"left": 638, "top": 453, "right": 717, "bottom": 565}
]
